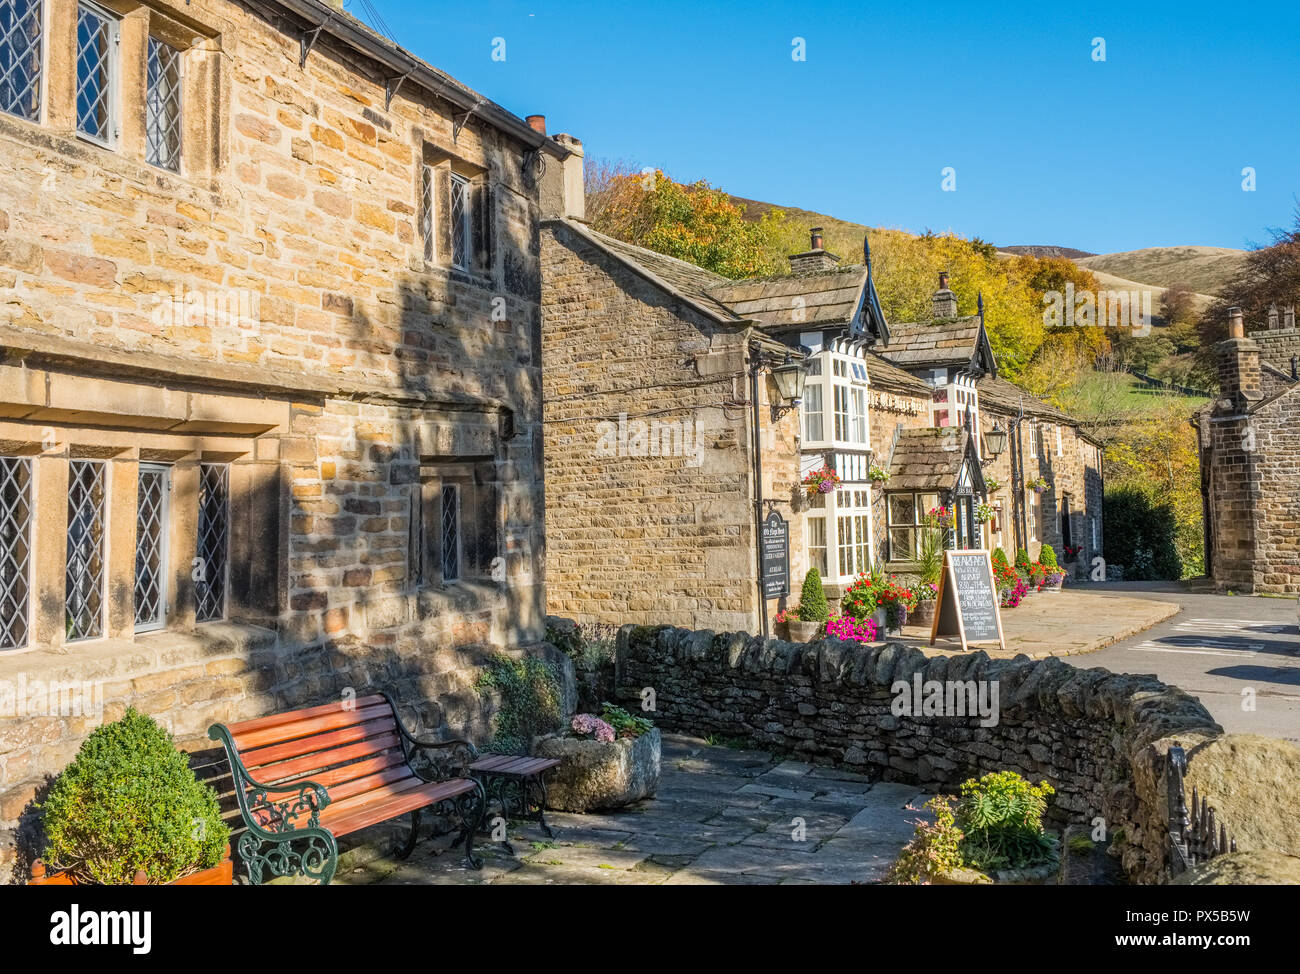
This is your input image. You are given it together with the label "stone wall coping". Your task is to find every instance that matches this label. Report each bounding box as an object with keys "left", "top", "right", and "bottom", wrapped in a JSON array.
[{"left": 616, "top": 625, "right": 1224, "bottom": 754}]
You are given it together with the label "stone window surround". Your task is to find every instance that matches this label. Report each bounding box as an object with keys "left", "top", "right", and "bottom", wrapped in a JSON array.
[
  {"left": 6, "top": 0, "right": 220, "bottom": 179},
  {"left": 0, "top": 361, "right": 289, "bottom": 656},
  {"left": 418, "top": 143, "right": 492, "bottom": 283},
  {"left": 411, "top": 459, "right": 500, "bottom": 591}
]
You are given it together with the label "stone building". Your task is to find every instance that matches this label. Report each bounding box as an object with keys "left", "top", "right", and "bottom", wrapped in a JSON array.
[
  {"left": 542, "top": 200, "right": 1105, "bottom": 628},
  {"left": 0, "top": 0, "right": 567, "bottom": 878},
  {"left": 1195, "top": 306, "right": 1300, "bottom": 593}
]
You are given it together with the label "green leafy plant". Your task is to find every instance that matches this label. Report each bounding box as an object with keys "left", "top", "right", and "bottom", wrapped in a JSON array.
[
  {"left": 475, "top": 654, "right": 564, "bottom": 754},
  {"left": 1039, "top": 544, "right": 1058, "bottom": 568},
  {"left": 599, "top": 702, "right": 654, "bottom": 739},
  {"left": 885, "top": 796, "right": 965, "bottom": 884},
  {"left": 955, "top": 771, "right": 1057, "bottom": 871},
  {"left": 40, "top": 707, "right": 229, "bottom": 885},
  {"left": 992, "top": 547, "right": 1011, "bottom": 572},
  {"left": 916, "top": 521, "right": 945, "bottom": 588},
  {"left": 1014, "top": 548, "right": 1032, "bottom": 577},
  {"left": 796, "top": 568, "right": 830, "bottom": 623}
]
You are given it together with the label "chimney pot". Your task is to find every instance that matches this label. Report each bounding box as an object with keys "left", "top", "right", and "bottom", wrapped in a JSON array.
[
  {"left": 938, "top": 270, "right": 950, "bottom": 290},
  {"left": 810, "top": 227, "right": 824, "bottom": 251},
  {"left": 1227, "top": 307, "right": 1244, "bottom": 339},
  {"left": 526, "top": 114, "right": 547, "bottom": 135}
]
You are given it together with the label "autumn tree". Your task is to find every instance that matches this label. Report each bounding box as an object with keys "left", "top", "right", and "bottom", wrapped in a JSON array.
[{"left": 583, "top": 161, "right": 786, "bottom": 279}]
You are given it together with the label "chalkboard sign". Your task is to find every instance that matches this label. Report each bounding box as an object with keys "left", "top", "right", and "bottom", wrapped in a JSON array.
[
  {"left": 760, "top": 510, "right": 789, "bottom": 600},
  {"left": 930, "top": 549, "right": 1006, "bottom": 651}
]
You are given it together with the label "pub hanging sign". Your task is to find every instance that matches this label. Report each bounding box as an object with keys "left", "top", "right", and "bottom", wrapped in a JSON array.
[{"left": 760, "top": 510, "right": 790, "bottom": 600}]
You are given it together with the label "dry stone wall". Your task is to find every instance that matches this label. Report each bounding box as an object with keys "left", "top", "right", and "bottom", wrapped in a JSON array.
[{"left": 615, "top": 624, "right": 1225, "bottom": 883}]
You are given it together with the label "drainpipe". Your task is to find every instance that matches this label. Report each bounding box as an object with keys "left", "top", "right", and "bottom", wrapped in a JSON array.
[{"left": 748, "top": 342, "right": 770, "bottom": 638}]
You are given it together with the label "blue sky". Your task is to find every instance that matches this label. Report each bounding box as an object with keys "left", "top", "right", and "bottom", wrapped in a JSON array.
[{"left": 357, "top": 0, "right": 1299, "bottom": 254}]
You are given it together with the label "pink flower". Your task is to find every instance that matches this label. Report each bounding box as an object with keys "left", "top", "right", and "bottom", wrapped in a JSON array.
[{"left": 571, "top": 713, "right": 616, "bottom": 742}]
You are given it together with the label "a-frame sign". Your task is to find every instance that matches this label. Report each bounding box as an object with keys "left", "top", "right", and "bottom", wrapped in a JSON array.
[{"left": 930, "top": 549, "right": 1007, "bottom": 652}]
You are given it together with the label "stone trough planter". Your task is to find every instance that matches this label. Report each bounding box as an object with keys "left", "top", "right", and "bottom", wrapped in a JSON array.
[
  {"left": 533, "top": 728, "right": 661, "bottom": 812},
  {"left": 786, "top": 619, "right": 822, "bottom": 643}
]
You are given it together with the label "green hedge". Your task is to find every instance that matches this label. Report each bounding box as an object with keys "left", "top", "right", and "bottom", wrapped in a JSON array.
[{"left": 1103, "top": 486, "right": 1181, "bottom": 580}]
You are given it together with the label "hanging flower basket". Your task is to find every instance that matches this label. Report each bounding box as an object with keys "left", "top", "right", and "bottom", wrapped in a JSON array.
[
  {"left": 802, "top": 465, "right": 841, "bottom": 498},
  {"left": 1026, "top": 476, "right": 1049, "bottom": 493},
  {"left": 868, "top": 464, "right": 891, "bottom": 484}
]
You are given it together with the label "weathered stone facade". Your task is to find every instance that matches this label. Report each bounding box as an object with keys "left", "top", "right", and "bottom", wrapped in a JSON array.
[
  {"left": 0, "top": 0, "right": 562, "bottom": 879},
  {"left": 1196, "top": 309, "right": 1300, "bottom": 593},
  {"left": 540, "top": 220, "right": 804, "bottom": 632},
  {"left": 615, "top": 623, "right": 1240, "bottom": 884}
]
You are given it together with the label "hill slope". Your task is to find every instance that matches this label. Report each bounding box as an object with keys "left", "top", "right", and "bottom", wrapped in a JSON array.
[{"left": 1076, "top": 246, "right": 1246, "bottom": 296}]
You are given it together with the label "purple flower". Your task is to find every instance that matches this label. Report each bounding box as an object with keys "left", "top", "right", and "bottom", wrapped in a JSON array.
[{"left": 571, "top": 713, "right": 616, "bottom": 742}]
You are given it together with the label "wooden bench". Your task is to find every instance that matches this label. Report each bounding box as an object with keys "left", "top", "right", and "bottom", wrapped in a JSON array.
[{"left": 209, "top": 692, "right": 485, "bottom": 885}]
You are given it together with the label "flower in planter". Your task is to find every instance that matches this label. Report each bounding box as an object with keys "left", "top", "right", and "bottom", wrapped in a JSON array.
[
  {"left": 774, "top": 608, "right": 790, "bottom": 624},
  {"left": 802, "top": 465, "right": 841, "bottom": 498},
  {"left": 571, "top": 713, "right": 616, "bottom": 743},
  {"left": 912, "top": 581, "right": 939, "bottom": 602},
  {"left": 868, "top": 463, "right": 891, "bottom": 484},
  {"left": 599, "top": 703, "right": 654, "bottom": 739},
  {"left": 826, "top": 615, "right": 879, "bottom": 642},
  {"left": 975, "top": 502, "right": 996, "bottom": 524},
  {"left": 984, "top": 478, "right": 1001, "bottom": 493},
  {"left": 1026, "top": 476, "right": 1049, "bottom": 492},
  {"left": 1063, "top": 544, "right": 1082, "bottom": 562}
]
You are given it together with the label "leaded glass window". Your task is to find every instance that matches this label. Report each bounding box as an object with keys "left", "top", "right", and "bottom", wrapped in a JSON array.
[
  {"left": 145, "top": 37, "right": 181, "bottom": 171},
  {"left": 450, "top": 172, "right": 470, "bottom": 269},
  {"left": 0, "top": 457, "right": 31, "bottom": 650},
  {"left": 0, "top": 0, "right": 43, "bottom": 121},
  {"left": 76, "top": 2, "right": 117, "bottom": 145},
  {"left": 196, "top": 463, "right": 228, "bottom": 622},
  {"left": 440, "top": 484, "right": 459, "bottom": 582},
  {"left": 420, "top": 164, "right": 434, "bottom": 262},
  {"left": 66, "top": 460, "right": 106, "bottom": 641},
  {"left": 135, "top": 464, "right": 169, "bottom": 631}
]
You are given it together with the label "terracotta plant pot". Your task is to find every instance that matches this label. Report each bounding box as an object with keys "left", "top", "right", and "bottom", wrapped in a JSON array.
[{"left": 787, "top": 619, "right": 822, "bottom": 642}]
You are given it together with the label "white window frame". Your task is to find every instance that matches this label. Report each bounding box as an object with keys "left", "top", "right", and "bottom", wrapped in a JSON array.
[
  {"left": 1056, "top": 424, "right": 1063, "bottom": 456},
  {"left": 1027, "top": 489, "right": 1039, "bottom": 542},
  {"left": 74, "top": 0, "right": 120, "bottom": 149},
  {"left": 802, "top": 380, "right": 823, "bottom": 442}
]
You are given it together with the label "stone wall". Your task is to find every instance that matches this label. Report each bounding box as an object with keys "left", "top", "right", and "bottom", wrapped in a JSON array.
[{"left": 614, "top": 625, "right": 1226, "bottom": 883}]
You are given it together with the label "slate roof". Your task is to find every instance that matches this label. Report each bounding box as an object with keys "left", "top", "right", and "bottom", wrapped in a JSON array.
[
  {"left": 879, "top": 316, "right": 985, "bottom": 369},
  {"left": 976, "top": 376, "right": 1075, "bottom": 423},
  {"left": 865, "top": 351, "right": 933, "bottom": 398},
  {"left": 707, "top": 267, "right": 869, "bottom": 330},
  {"left": 887, "top": 427, "right": 972, "bottom": 491}
]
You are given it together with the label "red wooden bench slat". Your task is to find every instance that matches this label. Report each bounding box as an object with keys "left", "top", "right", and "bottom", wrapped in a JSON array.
[
  {"left": 318, "top": 765, "right": 421, "bottom": 806},
  {"left": 240, "top": 718, "right": 398, "bottom": 770},
  {"left": 258, "top": 744, "right": 406, "bottom": 791},
  {"left": 324, "top": 779, "right": 476, "bottom": 837},
  {"left": 224, "top": 695, "right": 388, "bottom": 736},
  {"left": 232, "top": 704, "right": 394, "bottom": 751},
  {"left": 467, "top": 754, "right": 514, "bottom": 772}
]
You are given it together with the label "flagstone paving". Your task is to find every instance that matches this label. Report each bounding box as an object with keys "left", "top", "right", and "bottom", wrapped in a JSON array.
[
  {"left": 333, "top": 733, "right": 932, "bottom": 886},
  {"left": 895, "top": 588, "right": 1180, "bottom": 659}
]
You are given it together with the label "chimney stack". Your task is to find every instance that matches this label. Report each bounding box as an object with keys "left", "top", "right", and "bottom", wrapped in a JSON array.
[
  {"left": 1218, "top": 307, "right": 1261, "bottom": 408},
  {"left": 1285, "top": 305, "right": 1296, "bottom": 331},
  {"left": 787, "top": 226, "right": 841, "bottom": 273},
  {"left": 1268, "top": 302, "right": 1280, "bottom": 330},
  {"left": 932, "top": 271, "right": 959, "bottom": 319},
  {"left": 538, "top": 132, "right": 585, "bottom": 221}
]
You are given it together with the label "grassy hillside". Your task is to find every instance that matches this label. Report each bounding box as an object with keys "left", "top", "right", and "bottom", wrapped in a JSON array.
[{"left": 1076, "top": 246, "right": 1246, "bottom": 296}]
